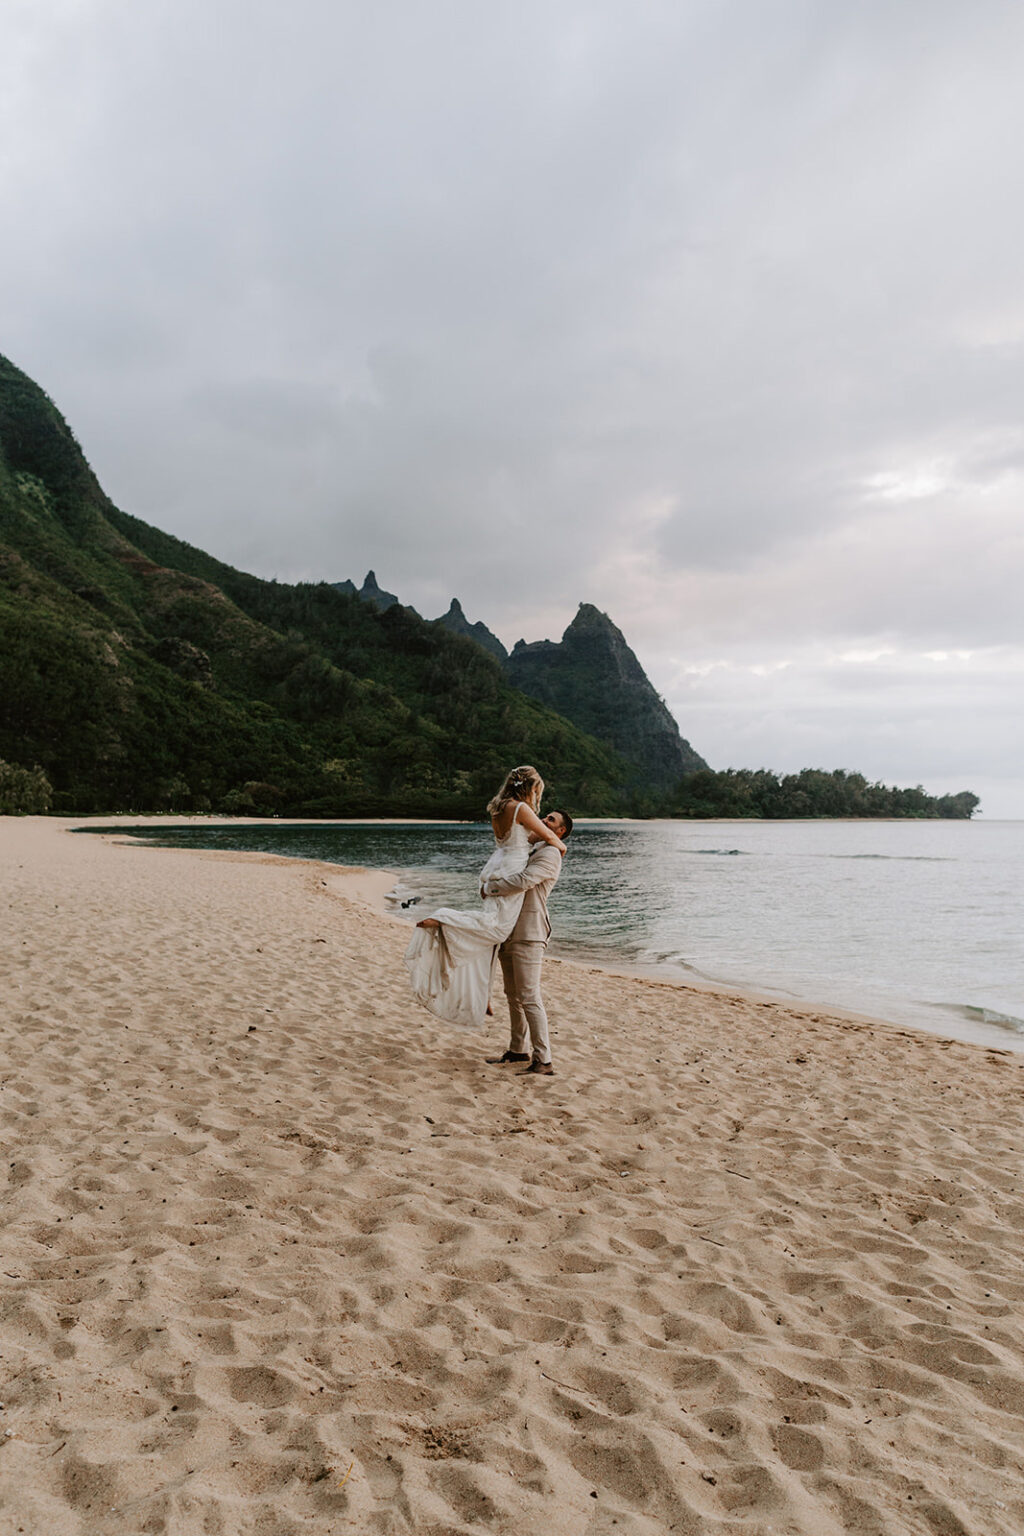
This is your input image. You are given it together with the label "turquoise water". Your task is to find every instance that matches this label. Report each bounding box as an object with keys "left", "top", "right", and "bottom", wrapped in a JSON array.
[{"left": 89, "top": 818, "right": 1024, "bottom": 1052}]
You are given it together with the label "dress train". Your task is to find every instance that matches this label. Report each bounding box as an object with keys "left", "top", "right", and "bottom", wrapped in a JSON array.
[{"left": 404, "top": 809, "right": 531, "bottom": 1028}]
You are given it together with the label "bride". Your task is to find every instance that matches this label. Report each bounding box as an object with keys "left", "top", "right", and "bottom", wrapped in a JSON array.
[{"left": 404, "top": 765, "right": 567, "bottom": 1027}]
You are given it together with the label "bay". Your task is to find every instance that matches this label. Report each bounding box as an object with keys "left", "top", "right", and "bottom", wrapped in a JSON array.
[{"left": 97, "top": 818, "right": 1024, "bottom": 1053}]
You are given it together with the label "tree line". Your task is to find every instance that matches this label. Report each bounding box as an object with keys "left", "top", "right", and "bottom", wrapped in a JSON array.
[
  {"left": 667, "top": 767, "right": 978, "bottom": 820},
  {"left": 0, "top": 754, "right": 979, "bottom": 821}
]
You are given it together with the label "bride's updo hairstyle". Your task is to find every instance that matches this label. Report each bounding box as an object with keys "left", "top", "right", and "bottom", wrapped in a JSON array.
[{"left": 487, "top": 765, "right": 544, "bottom": 817}]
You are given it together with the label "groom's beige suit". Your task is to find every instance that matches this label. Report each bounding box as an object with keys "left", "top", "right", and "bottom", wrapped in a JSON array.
[{"left": 485, "top": 842, "right": 562, "bottom": 1065}]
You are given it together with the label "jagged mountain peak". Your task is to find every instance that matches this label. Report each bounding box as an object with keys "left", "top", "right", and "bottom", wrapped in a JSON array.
[
  {"left": 569, "top": 601, "right": 609, "bottom": 628},
  {"left": 330, "top": 570, "right": 411, "bottom": 614},
  {"left": 358, "top": 570, "right": 400, "bottom": 610},
  {"left": 507, "top": 604, "right": 707, "bottom": 792},
  {"left": 436, "top": 598, "right": 508, "bottom": 662}
]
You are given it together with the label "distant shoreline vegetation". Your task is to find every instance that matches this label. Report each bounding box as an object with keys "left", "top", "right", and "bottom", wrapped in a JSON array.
[
  {"left": 0, "top": 756, "right": 978, "bottom": 820},
  {"left": 667, "top": 768, "right": 978, "bottom": 821}
]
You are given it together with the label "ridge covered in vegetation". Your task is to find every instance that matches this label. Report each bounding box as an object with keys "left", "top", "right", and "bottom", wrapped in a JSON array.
[{"left": 0, "top": 355, "right": 628, "bottom": 815}]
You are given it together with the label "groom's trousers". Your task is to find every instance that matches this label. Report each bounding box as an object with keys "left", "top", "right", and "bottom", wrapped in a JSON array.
[{"left": 497, "top": 939, "right": 551, "bottom": 1064}]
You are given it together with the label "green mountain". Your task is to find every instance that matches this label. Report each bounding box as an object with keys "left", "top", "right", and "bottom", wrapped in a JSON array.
[
  {"left": 334, "top": 577, "right": 704, "bottom": 791},
  {"left": 0, "top": 354, "right": 630, "bottom": 816},
  {"left": 507, "top": 604, "right": 708, "bottom": 794}
]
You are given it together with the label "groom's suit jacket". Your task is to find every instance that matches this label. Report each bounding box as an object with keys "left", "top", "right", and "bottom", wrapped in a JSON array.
[{"left": 486, "top": 842, "right": 562, "bottom": 944}]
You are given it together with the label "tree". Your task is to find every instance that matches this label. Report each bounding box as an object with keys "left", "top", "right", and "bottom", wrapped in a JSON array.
[{"left": 0, "top": 758, "right": 53, "bottom": 813}]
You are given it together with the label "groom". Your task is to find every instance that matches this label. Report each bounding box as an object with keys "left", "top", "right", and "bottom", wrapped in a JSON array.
[{"left": 483, "top": 809, "right": 573, "bottom": 1076}]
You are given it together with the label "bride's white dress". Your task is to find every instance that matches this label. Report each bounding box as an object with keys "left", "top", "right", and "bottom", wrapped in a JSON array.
[{"left": 404, "top": 807, "right": 531, "bottom": 1027}]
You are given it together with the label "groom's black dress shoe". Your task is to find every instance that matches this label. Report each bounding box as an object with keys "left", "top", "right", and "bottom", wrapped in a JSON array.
[
  {"left": 485, "top": 1050, "right": 531, "bottom": 1064},
  {"left": 522, "top": 1059, "right": 554, "bottom": 1076}
]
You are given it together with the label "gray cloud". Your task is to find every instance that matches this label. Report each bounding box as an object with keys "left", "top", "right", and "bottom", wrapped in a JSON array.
[{"left": 2, "top": 0, "right": 1023, "bottom": 807}]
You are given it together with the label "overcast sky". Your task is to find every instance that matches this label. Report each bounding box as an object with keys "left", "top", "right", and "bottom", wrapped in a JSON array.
[{"left": 3, "top": 1, "right": 1022, "bottom": 812}]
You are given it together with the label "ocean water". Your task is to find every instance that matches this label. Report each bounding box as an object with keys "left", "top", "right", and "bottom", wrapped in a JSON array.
[{"left": 96, "top": 818, "right": 1024, "bottom": 1053}]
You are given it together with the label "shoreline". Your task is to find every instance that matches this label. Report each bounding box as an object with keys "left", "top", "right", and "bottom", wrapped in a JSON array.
[
  {"left": 75, "top": 815, "right": 922, "bottom": 1046},
  {"left": 3, "top": 814, "right": 1024, "bottom": 1533},
  {"left": 54, "top": 810, "right": 1017, "bottom": 824},
  {"left": 75, "top": 813, "right": 1024, "bottom": 1058},
  {"left": 103, "top": 822, "right": 905, "bottom": 1041}
]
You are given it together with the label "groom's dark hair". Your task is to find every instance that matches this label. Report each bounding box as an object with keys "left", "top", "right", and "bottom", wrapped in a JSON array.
[{"left": 552, "top": 810, "right": 574, "bottom": 837}]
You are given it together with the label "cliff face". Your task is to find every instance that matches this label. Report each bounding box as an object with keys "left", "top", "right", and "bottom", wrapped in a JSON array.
[
  {"left": 507, "top": 603, "right": 708, "bottom": 793},
  {"left": 436, "top": 599, "right": 508, "bottom": 662}
]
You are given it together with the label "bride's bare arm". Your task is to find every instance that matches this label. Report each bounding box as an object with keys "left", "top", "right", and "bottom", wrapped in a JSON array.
[{"left": 515, "top": 802, "right": 567, "bottom": 855}]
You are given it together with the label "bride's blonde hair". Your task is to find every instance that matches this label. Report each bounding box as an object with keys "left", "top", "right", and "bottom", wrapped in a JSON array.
[{"left": 487, "top": 765, "right": 544, "bottom": 817}]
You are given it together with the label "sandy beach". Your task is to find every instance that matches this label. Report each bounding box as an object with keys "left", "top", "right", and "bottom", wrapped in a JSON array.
[{"left": 2, "top": 817, "right": 1023, "bottom": 1536}]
